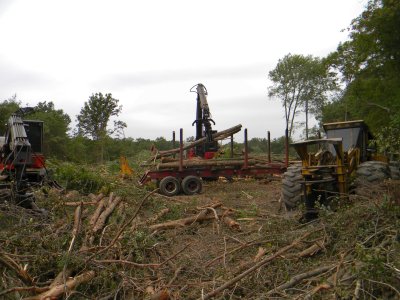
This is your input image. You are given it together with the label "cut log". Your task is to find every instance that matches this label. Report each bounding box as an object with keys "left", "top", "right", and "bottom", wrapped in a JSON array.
[
  {"left": 222, "top": 216, "right": 241, "bottom": 231},
  {"left": 157, "top": 159, "right": 256, "bottom": 170},
  {"left": 29, "top": 270, "right": 95, "bottom": 300},
  {"left": 89, "top": 197, "right": 107, "bottom": 227},
  {"left": 92, "top": 196, "right": 122, "bottom": 233},
  {"left": 153, "top": 124, "right": 242, "bottom": 159},
  {"left": 86, "top": 189, "right": 158, "bottom": 263},
  {"left": 49, "top": 269, "right": 73, "bottom": 288}
]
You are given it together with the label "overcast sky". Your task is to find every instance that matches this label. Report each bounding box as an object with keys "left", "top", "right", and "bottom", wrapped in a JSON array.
[{"left": 0, "top": 0, "right": 366, "bottom": 141}]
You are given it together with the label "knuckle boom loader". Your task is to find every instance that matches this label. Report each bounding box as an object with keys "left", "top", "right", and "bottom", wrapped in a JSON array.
[{"left": 0, "top": 108, "right": 60, "bottom": 209}]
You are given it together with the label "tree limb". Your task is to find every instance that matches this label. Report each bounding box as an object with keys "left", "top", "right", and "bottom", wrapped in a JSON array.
[{"left": 200, "top": 230, "right": 314, "bottom": 299}]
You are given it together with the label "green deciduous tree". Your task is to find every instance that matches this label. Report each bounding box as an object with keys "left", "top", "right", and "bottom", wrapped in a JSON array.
[
  {"left": 324, "top": 0, "right": 400, "bottom": 152},
  {"left": 77, "top": 93, "right": 127, "bottom": 163},
  {"left": 27, "top": 101, "right": 71, "bottom": 159},
  {"left": 268, "top": 54, "right": 337, "bottom": 139},
  {"left": 0, "top": 95, "right": 21, "bottom": 134}
]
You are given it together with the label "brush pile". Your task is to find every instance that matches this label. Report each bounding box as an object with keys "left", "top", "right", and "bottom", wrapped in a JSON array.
[{"left": 0, "top": 179, "right": 399, "bottom": 299}]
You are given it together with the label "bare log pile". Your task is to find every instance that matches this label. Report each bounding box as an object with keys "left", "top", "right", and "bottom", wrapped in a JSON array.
[
  {"left": 151, "top": 124, "right": 242, "bottom": 160},
  {"left": 141, "top": 123, "right": 287, "bottom": 173},
  {"left": 153, "top": 156, "right": 285, "bottom": 171},
  {"left": 157, "top": 158, "right": 257, "bottom": 170}
]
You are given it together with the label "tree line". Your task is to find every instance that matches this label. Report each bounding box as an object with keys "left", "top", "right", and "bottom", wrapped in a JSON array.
[{"left": 0, "top": 94, "right": 290, "bottom": 164}]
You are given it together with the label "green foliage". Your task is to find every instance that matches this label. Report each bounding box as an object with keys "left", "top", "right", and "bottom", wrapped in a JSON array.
[
  {"left": 218, "top": 142, "right": 242, "bottom": 158},
  {"left": 26, "top": 101, "right": 71, "bottom": 159},
  {"left": 373, "top": 122, "right": 400, "bottom": 155},
  {"left": 51, "top": 161, "right": 107, "bottom": 194},
  {"left": 0, "top": 95, "right": 21, "bottom": 134},
  {"left": 0, "top": 98, "right": 71, "bottom": 160},
  {"left": 236, "top": 202, "right": 259, "bottom": 218},
  {"left": 323, "top": 0, "right": 400, "bottom": 142},
  {"left": 164, "top": 204, "right": 186, "bottom": 221},
  {"left": 77, "top": 92, "right": 126, "bottom": 140},
  {"left": 248, "top": 136, "right": 293, "bottom": 155},
  {"left": 219, "top": 136, "right": 295, "bottom": 158},
  {"left": 77, "top": 92, "right": 127, "bottom": 163}
]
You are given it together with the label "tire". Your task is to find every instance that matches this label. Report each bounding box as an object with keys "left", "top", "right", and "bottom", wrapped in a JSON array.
[
  {"left": 389, "top": 161, "right": 400, "bottom": 180},
  {"left": 181, "top": 176, "right": 202, "bottom": 195},
  {"left": 281, "top": 164, "right": 303, "bottom": 210},
  {"left": 356, "top": 161, "right": 391, "bottom": 183},
  {"left": 159, "top": 176, "right": 180, "bottom": 197}
]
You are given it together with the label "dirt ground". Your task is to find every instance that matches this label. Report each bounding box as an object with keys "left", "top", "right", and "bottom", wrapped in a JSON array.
[{"left": 196, "top": 177, "right": 282, "bottom": 211}]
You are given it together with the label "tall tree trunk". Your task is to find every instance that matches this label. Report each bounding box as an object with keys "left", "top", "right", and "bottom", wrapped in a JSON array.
[
  {"left": 305, "top": 99, "right": 309, "bottom": 139},
  {"left": 100, "top": 139, "right": 104, "bottom": 164}
]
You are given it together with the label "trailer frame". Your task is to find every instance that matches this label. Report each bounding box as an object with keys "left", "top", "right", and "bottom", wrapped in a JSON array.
[{"left": 138, "top": 128, "right": 286, "bottom": 196}]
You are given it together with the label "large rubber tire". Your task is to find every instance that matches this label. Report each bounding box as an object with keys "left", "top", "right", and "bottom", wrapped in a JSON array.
[
  {"left": 281, "top": 164, "right": 303, "bottom": 210},
  {"left": 182, "top": 176, "right": 202, "bottom": 195},
  {"left": 159, "top": 176, "right": 180, "bottom": 197},
  {"left": 356, "top": 161, "right": 391, "bottom": 183},
  {"left": 389, "top": 161, "right": 400, "bottom": 180}
]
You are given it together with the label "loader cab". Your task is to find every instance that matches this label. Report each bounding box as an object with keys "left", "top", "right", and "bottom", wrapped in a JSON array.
[{"left": 323, "top": 120, "right": 372, "bottom": 163}]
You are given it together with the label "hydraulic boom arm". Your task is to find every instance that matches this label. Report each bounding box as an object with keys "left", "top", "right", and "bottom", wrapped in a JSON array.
[{"left": 190, "top": 83, "right": 218, "bottom": 158}]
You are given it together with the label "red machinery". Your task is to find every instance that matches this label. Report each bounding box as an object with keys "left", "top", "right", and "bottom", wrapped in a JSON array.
[{"left": 0, "top": 109, "right": 59, "bottom": 209}]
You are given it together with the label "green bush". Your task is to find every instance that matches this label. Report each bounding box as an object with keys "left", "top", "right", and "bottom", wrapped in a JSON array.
[{"left": 51, "top": 162, "right": 107, "bottom": 194}]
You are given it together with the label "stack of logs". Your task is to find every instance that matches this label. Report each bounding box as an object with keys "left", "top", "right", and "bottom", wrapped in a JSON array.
[{"left": 143, "top": 124, "right": 280, "bottom": 171}]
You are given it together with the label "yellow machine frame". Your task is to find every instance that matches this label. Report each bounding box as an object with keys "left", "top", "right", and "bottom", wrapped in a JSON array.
[{"left": 291, "top": 120, "right": 379, "bottom": 220}]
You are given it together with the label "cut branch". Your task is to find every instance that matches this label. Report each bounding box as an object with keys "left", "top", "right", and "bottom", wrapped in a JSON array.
[
  {"left": 95, "top": 243, "right": 190, "bottom": 269},
  {"left": 149, "top": 205, "right": 230, "bottom": 232},
  {"left": 27, "top": 270, "right": 95, "bottom": 300},
  {"left": 0, "top": 252, "right": 34, "bottom": 285},
  {"left": 89, "top": 197, "right": 107, "bottom": 227},
  {"left": 92, "top": 196, "right": 122, "bottom": 233},
  {"left": 200, "top": 230, "right": 314, "bottom": 300},
  {"left": 86, "top": 189, "right": 158, "bottom": 263},
  {"left": 266, "top": 265, "right": 335, "bottom": 296}
]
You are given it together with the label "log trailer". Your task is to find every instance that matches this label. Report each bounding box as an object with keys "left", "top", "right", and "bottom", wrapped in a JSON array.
[
  {"left": 0, "top": 109, "right": 60, "bottom": 209},
  {"left": 139, "top": 84, "right": 287, "bottom": 196}
]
